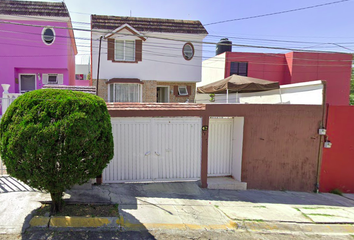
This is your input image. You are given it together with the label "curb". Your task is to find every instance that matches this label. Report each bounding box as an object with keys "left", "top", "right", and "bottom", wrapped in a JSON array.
[
  {"left": 30, "top": 216, "right": 122, "bottom": 228},
  {"left": 30, "top": 216, "right": 354, "bottom": 235},
  {"left": 30, "top": 216, "right": 237, "bottom": 230},
  {"left": 238, "top": 221, "right": 354, "bottom": 235}
]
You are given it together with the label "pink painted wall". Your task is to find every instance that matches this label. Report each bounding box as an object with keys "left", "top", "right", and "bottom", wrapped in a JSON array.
[
  {"left": 75, "top": 80, "right": 90, "bottom": 86},
  {"left": 223, "top": 51, "right": 352, "bottom": 105},
  {"left": 0, "top": 19, "right": 76, "bottom": 93}
]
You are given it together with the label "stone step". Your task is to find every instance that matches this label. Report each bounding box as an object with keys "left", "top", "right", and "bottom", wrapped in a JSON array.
[{"left": 207, "top": 177, "right": 247, "bottom": 190}]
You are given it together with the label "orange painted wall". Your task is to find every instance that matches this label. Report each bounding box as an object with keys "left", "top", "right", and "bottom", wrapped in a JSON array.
[{"left": 320, "top": 106, "right": 354, "bottom": 193}]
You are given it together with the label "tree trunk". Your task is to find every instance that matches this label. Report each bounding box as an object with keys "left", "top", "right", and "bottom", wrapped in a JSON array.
[{"left": 50, "top": 192, "right": 63, "bottom": 214}]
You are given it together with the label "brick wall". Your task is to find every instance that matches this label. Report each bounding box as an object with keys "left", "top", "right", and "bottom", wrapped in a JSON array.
[
  {"left": 142, "top": 80, "right": 157, "bottom": 102},
  {"left": 92, "top": 79, "right": 108, "bottom": 101},
  {"left": 97, "top": 79, "right": 196, "bottom": 103},
  {"left": 155, "top": 81, "right": 196, "bottom": 103}
]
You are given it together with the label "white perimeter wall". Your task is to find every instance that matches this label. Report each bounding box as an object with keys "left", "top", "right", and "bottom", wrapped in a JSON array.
[
  {"left": 232, "top": 117, "right": 244, "bottom": 182},
  {"left": 92, "top": 30, "right": 206, "bottom": 82},
  {"left": 200, "top": 53, "right": 226, "bottom": 86},
  {"left": 196, "top": 80, "right": 324, "bottom": 105}
]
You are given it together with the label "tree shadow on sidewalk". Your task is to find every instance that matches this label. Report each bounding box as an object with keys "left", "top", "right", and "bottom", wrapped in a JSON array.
[{"left": 66, "top": 181, "right": 354, "bottom": 209}]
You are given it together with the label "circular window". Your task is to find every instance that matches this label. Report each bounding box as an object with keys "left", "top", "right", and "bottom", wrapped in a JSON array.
[
  {"left": 42, "top": 28, "right": 55, "bottom": 45},
  {"left": 182, "top": 43, "right": 194, "bottom": 60}
]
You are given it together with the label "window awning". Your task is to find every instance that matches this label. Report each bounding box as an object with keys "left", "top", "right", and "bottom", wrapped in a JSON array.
[{"left": 106, "top": 78, "right": 144, "bottom": 84}]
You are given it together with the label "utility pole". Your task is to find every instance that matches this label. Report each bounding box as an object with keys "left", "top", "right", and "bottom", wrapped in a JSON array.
[{"left": 96, "top": 36, "right": 103, "bottom": 96}]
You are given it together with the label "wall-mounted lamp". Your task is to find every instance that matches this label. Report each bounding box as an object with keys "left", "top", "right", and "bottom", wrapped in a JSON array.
[{"left": 38, "top": 73, "right": 41, "bottom": 81}]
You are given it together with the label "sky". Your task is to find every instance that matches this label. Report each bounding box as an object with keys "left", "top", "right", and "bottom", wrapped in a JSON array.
[{"left": 33, "top": 0, "right": 354, "bottom": 64}]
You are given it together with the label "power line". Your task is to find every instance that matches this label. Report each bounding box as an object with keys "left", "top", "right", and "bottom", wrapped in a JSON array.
[
  {"left": 204, "top": 0, "right": 351, "bottom": 26},
  {"left": 0, "top": 32, "right": 351, "bottom": 64},
  {"left": 1, "top": 19, "right": 353, "bottom": 55}
]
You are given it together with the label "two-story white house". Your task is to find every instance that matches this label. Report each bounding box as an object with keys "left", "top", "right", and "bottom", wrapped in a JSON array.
[{"left": 91, "top": 15, "right": 208, "bottom": 103}]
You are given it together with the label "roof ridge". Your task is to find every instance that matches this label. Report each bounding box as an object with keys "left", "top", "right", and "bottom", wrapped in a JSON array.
[{"left": 91, "top": 14, "right": 203, "bottom": 24}]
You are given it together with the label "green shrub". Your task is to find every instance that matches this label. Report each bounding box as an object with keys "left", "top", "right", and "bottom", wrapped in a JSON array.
[
  {"left": 0, "top": 89, "right": 113, "bottom": 213},
  {"left": 329, "top": 188, "right": 343, "bottom": 196}
]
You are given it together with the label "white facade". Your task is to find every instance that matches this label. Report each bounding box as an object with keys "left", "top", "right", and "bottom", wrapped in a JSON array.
[
  {"left": 200, "top": 52, "right": 226, "bottom": 86},
  {"left": 92, "top": 30, "right": 207, "bottom": 82},
  {"left": 75, "top": 64, "right": 90, "bottom": 78}
]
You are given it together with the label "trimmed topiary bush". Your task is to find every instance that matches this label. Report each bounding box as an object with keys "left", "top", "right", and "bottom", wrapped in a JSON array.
[{"left": 0, "top": 89, "right": 113, "bottom": 213}]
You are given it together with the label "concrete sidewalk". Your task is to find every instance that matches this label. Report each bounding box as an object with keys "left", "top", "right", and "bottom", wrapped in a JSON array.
[
  {"left": 65, "top": 181, "right": 354, "bottom": 234},
  {"left": 1, "top": 177, "right": 354, "bottom": 236}
]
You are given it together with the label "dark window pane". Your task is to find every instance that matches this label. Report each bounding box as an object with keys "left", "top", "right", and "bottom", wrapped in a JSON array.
[
  {"left": 230, "top": 62, "right": 248, "bottom": 76},
  {"left": 43, "top": 28, "right": 54, "bottom": 44}
]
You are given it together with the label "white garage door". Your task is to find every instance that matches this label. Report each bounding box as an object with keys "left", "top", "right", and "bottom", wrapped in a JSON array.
[{"left": 103, "top": 117, "right": 202, "bottom": 183}]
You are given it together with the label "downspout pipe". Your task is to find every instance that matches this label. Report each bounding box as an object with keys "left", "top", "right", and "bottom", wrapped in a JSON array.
[{"left": 315, "top": 81, "right": 327, "bottom": 193}]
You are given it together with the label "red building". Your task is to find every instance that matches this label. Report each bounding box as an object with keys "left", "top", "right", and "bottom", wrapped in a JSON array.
[{"left": 202, "top": 51, "right": 352, "bottom": 105}]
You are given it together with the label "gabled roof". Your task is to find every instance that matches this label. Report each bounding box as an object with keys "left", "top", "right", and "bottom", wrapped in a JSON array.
[
  {"left": 0, "top": 0, "right": 70, "bottom": 17},
  {"left": 91, "top": 15, "right": 208, "bottom": 34},
  {"left": 104, "top": 23, "right": 146, "bottom": 41}
]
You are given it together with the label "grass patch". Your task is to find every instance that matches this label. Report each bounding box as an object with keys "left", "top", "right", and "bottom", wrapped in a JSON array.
[
  {"left": 253, "top": 206, "right": 267, "bottom": 208},
  {"left": 329, "top": 188, "right": 343, "bottom": 196},
  {"left": 243, "top": 219, "right": 264, "bottom": 222},
  {"left": 214, "top": 205, "right": 219, "bottom": 208},
  {"left": 307, "top": 213, "right": 335, "bottom": 217},
  {"left": 294, "top": 208, "right": 314, "bottom": 222},
  {"left": 301, "top": 207, "right": 340, "bottom": 210},
  {"left": 35, "top": 203, "right": 119, "bottom": 217}
]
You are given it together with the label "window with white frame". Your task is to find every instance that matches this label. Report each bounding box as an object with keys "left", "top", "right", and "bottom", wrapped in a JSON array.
[
  {"left": 109, "top": 83, "right": 142, "bottom": 102},
  {"left": 115, "top": 40, "right": 135, "bottom": 61},
  {"left": 48, "top": 74, "right": 58, "bottom": 84},
  {"left": 178, "top": 86, "right": 188, "bottom": 96},
  {"left": 42, "top": 74, "right": 63, "bottom": 85}
]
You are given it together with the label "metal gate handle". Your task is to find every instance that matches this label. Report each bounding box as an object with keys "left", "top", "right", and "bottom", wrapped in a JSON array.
[
  {"left": 155, "top": 151, "right": 160, "bottom": 156},
  {"left": 145, "top": 151, "right": 151, "bottom": 156}
]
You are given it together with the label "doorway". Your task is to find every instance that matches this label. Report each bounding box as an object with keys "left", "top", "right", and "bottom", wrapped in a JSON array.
[{"left": 157, "top": 86, "right": 169, "bottom": 103}]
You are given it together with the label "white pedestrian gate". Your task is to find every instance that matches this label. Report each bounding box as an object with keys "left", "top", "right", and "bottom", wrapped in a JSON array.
[
  {"left": 103, "top": 117, "right": 202, "bottom": 183},
  {"left": 208, "top": 118, "right": 234, "bottom": 176}
]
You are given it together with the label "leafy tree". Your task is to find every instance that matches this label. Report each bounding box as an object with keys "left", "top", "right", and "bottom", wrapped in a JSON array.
[{"left": 0, "top": 89, "right": 113, "bottom": 213}]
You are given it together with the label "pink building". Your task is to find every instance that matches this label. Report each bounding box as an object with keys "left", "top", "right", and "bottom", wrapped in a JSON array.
[
  {"left": 0, "top": 0, "right": 77, "bottom": 94},
  {"left": 202, "top": 51, "right": 352, "bottom": 105}
]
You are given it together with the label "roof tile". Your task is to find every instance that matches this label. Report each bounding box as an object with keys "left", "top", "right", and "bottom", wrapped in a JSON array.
[
  {"left": 0, "top": 0, "right": 69, "bottom": 17},
  {"left": 91, "top": 15, "right": 208, "bottom": 34},
  {"left": 106, "top": 102, "right": 206, "bottom": 111}
]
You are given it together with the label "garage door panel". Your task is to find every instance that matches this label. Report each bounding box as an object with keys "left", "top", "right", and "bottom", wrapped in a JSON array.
[
  {"left": 155, "top": 118, "right": 201, "bottom": 180},
  {"left": 104, "top": 117, "right": 201, "bottom": 183},
  {"left": 103, "top": 119, "right": 152, "bottom": 183}
]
